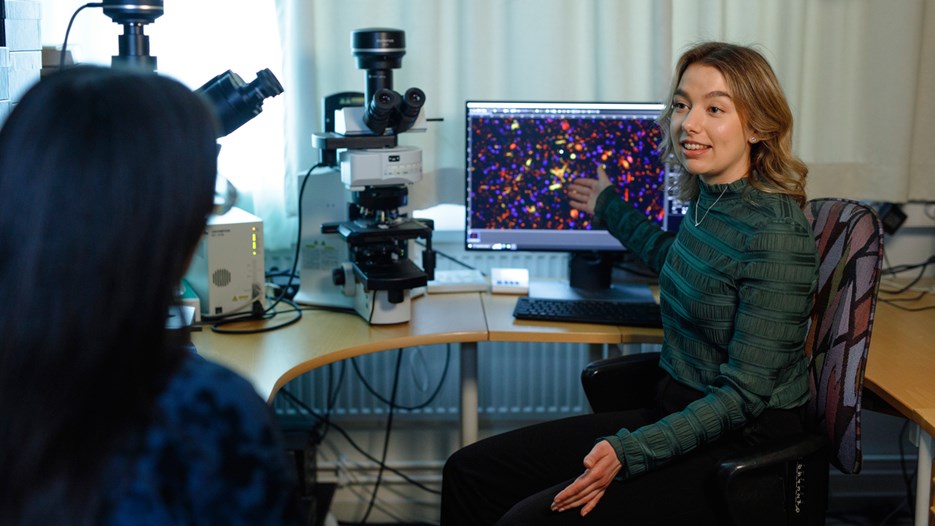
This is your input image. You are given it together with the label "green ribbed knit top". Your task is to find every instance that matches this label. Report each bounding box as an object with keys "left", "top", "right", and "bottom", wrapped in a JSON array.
[{"left": 594, "top": 177, "right": 818, "bottom": 479}]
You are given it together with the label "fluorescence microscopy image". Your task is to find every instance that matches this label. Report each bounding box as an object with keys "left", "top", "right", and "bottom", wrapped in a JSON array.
[{"left": 468, "top": 115, "right": 665, "bottom": 231}]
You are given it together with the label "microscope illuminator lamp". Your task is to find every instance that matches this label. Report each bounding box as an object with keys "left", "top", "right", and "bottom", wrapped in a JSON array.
[{"left": 339, "top": 145, "right": 422, "bottom": 191}]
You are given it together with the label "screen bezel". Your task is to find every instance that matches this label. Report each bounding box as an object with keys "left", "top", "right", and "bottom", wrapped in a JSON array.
[{"left": 464, "top": 100, "right": 673, "bottom": 253}]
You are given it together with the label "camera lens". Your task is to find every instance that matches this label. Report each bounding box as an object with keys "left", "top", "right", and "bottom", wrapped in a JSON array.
[
  {"left": 102, "top": 0, "right": 164, "bottom": 24},
  {"left": 351, "top": 28, "right": 406, "bottom": 69},
  {"left": 363, "top": 88, "right": 401, "bottom": 135},
  {"left": 351, "top": 28, "right": 406, "bottom": 110},
  {"left": 392, "top": 87, "right": 426, "bottom": 133}
]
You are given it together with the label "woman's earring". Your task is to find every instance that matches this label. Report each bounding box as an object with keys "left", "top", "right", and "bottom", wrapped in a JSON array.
[{"left": 750, "top": 136, "right": 758, "bottom": 143}]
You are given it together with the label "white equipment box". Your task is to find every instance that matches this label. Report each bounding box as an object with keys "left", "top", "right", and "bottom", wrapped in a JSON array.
[{"left": 185, "top": 207, "right": 265, "bottom": 317}]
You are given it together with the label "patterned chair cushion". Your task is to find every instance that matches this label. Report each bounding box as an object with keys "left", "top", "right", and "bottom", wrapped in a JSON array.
[{"left": 803, "top": 198, "right": 884, "bottom": 474}]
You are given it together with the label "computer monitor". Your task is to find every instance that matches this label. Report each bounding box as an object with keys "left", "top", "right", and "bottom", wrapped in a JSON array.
[{"left": 464, "top": 100, "right": 684, "bottom": 299}]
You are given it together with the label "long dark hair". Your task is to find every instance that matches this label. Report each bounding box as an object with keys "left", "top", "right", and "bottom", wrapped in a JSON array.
[{"left": 0, "top": 66, "right": 218, "bottom": 523}]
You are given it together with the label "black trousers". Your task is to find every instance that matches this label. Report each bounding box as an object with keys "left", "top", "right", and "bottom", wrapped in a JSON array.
[{"left": 441, "top": 374, "right": 805, "bottom": 525}]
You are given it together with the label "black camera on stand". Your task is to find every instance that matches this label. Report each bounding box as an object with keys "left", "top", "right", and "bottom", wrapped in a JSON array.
[{"left": 312, "top": 28, "right": 435, "bottom": 325}]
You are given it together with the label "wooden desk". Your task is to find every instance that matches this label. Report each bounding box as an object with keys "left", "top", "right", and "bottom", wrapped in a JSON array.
[
  {"left": 193, "top": 292, "right": 488, "bottom": 403},
  {"left": 862, "top": 286, "right": 935, "bottom": 526},
  {"left": 194, "top": 286, "right": 935, "bottom": 524},
  {"left": 194, "top": 292, "right": 663, "bottom": 445}
]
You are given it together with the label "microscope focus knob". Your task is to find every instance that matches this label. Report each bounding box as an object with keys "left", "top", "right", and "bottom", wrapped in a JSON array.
[{"left": 333, "top": 262, "right": 357, "bottom": 297}]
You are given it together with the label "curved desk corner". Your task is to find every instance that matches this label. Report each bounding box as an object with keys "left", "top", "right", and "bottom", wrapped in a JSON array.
[{"left": 192, "top": 292, "right": 488, "bottom": 403}]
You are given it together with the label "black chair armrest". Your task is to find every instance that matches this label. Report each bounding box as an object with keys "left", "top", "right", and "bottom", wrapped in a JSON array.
[
  {"left": 717, "top": 433, "right": 828, "bottom": 526},
  {"left": 718, "top": 432, "right": 825, "bottom": 478},
  {"left": 581, "top": 351, "right": 663, "bottom": 413}
]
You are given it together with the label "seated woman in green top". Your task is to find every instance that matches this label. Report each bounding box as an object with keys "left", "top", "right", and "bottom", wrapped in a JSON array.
[{"left": 441, "top": 41, "right": 819, "bottom": 525}]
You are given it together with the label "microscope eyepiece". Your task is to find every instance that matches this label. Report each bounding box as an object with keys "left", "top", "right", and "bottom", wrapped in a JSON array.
[
  {"left": 363, "top": 88, "right": 401, "bottom": 135},
  {"left": 392, "top": 87, "right": 426, "bottom": 133},
  {"left": 197, "top": 69, "right": 284, "bottom": 138}
]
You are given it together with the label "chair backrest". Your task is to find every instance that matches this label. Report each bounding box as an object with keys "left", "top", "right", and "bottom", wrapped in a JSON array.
[{"left": 802, "top": 198, "right": 884, "bottom": 475}]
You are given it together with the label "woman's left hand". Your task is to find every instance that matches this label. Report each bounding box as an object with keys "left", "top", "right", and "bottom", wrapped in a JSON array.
[{"left": 550, "top": 440, "right": 622, "bottom": 516}]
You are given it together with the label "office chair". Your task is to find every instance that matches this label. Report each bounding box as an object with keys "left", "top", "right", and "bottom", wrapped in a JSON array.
[{"left": 581, "top": 198, "right": 885, "bottom": 526}]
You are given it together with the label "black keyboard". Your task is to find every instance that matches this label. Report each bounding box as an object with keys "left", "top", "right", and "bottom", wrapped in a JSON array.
[{"left": 512, "top": 297, "right": 663, "bottom": 328}]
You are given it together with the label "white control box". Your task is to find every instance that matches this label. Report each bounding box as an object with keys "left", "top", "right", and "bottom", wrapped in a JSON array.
[{"left": 185, "top": 207, "right": 265, "bottom": 317}]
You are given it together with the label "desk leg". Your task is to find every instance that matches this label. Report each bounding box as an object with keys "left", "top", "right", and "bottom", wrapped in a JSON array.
[
  {"left": 460, "top": 342, "right": 479, "bottom": 447},
  {"left": 912, "top": 424, "right": 933, "bottom": 526}
]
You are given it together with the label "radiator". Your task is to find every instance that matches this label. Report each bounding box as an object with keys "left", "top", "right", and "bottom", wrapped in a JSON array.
[
  {"left": 273, "top": 249, "right": 598, "bottom": 421},
  {"left": 274, "top": 340, "right": 594, "bottom": 421},
  {"left": 434, "top": 248, "right": 569, "bottom": 277}
]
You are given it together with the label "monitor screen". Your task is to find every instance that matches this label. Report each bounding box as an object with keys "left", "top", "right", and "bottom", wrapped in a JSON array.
[{"left": 465, "top": 101, "right": 683, "bottom": 253}]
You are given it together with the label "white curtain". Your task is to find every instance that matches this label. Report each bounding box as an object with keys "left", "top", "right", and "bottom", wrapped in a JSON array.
[
  {"left": 42, "top": 0, "right": 935, "bottom": 250},
  {"left": 277, "top": 0, "right": 935, "bottom": 229},
  {"left": 40, "top": 0, "right": 289, "bottom": 247}
]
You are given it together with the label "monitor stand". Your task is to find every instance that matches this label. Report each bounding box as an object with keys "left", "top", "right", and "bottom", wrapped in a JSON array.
[{"left": 528, "top": 252, "right": 656, "bottom": 303}]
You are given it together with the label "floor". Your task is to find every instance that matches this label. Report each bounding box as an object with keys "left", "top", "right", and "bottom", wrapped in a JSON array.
[
  {"left": 353, "top": 514, "right": 917, "bottom": 526},
  {"left": 343, "top": 506, "right": 918, "bottom": 525},
  {"left": 826, "top": 506, "right": 914, "bottom": 525}
]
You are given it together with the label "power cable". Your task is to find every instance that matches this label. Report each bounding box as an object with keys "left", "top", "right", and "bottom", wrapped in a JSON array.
[
  {"left": 349, "top": 345, "right": 452, "bottom": 411},
  {"left": 59, "top": 3, "right": 104, "bottom": 70},
  {"left": 356, "top": 349, "right": 404, "bottom": 524},
  {"left": 204, "top": 163, "right": 327, "bottom": 333},
  {"left": 278, "top": 388, "right": 441, "bottom": 496}
]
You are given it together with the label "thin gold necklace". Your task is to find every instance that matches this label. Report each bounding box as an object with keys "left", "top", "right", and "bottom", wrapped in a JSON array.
[{"left": 694, "top": 186, "right": 729, "bottom": 227}]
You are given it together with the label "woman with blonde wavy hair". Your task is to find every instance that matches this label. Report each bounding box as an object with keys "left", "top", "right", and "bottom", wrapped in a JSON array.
[
  {"left": 657, "top": 41, "right": 809, "bottom": 206},
  {"left": 441, "top": 41, "right": 818, "bottom": 525}
]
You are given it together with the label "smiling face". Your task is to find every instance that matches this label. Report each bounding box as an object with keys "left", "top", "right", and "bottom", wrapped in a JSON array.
[{"left": 670, "top": 63, "right": 754, "bottom": 185}]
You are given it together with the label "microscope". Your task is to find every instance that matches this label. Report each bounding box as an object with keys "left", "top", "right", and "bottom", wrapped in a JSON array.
[
  {"left": 78, "top": 0, "right": 284, "bottom": 318},
  {"left": 311, "top": 28, "right": 436, "bottom": 325}
]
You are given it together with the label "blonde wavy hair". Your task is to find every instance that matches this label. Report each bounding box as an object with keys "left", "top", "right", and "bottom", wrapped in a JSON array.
[{"left": 657, "top": 42, "right": 808, "bottom": 206}]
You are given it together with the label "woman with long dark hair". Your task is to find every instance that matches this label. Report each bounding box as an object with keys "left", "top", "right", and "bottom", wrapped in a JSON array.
[{"left": 0, "top": 66, "right": 299, "bottom": 525}]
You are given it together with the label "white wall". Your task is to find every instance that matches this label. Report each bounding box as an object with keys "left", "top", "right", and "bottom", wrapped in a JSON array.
[{"left": 1, "top": 0, "right": 41, "bottom": 124}]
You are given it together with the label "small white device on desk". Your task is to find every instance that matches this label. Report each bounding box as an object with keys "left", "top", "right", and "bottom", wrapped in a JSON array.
[
  {"left": 490, "top": 267, "right": 529, "bottom": 294},
  {"left": 185, "top": 207, "right": 265, "bottom": 317}
]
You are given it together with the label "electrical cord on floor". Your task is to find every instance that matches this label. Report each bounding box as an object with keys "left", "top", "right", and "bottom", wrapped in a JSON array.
[
  {"left": 278, "top": 388, "right": 441, "bottom": 496},
  {"left": 318, "top": 361, "right": 347, "bottom": 443},
  {"left": 354, "top": 348, "right": 404, "bottom": 525}
]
